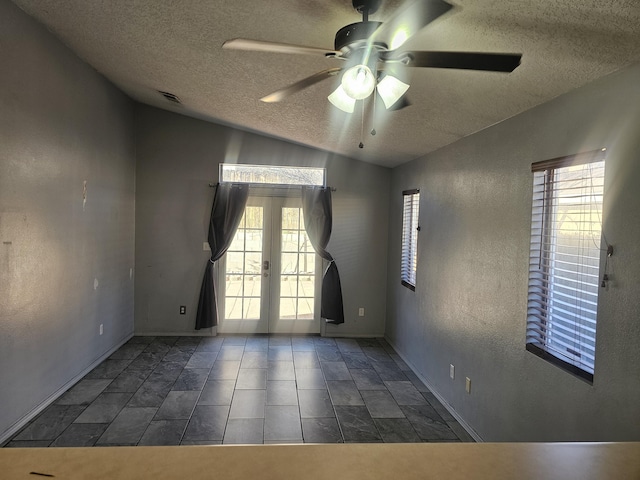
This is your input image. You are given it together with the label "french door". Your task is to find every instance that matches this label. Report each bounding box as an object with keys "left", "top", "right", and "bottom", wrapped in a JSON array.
[{"left": 217, "top": 196, "right": 321, "bottom": 334}]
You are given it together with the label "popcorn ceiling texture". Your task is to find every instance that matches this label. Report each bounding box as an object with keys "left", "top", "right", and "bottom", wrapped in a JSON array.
[{"left": 11, "top": 0, "right": 640, "bottom": 166}]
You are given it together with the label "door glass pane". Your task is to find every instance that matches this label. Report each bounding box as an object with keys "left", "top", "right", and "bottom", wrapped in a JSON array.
[
  {"left": 299, "top": 231, "right": 314, "bottom": 253},
  {"left": 243, "top": 275, "right": 261, "bottom": 297},
  {"left": 300, "top": 254, "right": 316, "bottom": 275},
  {"left": 280, "top": 253, "right": 299, "bottom": 274},
  {"left": 228, "top": 230, "right": 245, "bottom": 251},
  {"left": 245, "top": 231, "right": 262, "bottom": 251},
  {"left": 282, "top": 207, "right": 300, "bottom": 229},
  {"left": 225, "top": 297, "right": 242, "bottom": 319},
  {"left": 281, "top": 230, "right": 299, "bottom": 253},
  {"left": 244, "top": 297, "right": 261, "bottom": 319},
  {"left": 226, "top": 252, "right": 244, "bottom": 274},
  {"left": 244, "top": 253, "right": 261, "bottom": 274},
  {"left": 279, "top": 206, "right": 317, "bottom": 320},
  {"left": 224, "top": 207, "right": 263, "bottom": 321},
  {"left": 297, "top": 298, "right": 314, "bottom": 319},
  {"left": 279, "top": 297, "right": 297, "bottom": 320},
  {"left": 298, "top": 277, "right": 314, "bottom": 296},
  {"left": 280, "top": 275, "right": 297, "bottom": 298},
  {"left": 244, "top": 206, "right": 263, "bottom": 229}
]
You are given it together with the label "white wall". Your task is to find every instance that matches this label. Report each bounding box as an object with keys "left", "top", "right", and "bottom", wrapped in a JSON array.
[
  {"left": 133, "top": 105, "right": 390, "bottom": 337},
  {"left": 386, "top": 63, "right": 640, "bottom": 441},
  {"left": 0, "top": 0, "right": 136, "bottom": 442}
]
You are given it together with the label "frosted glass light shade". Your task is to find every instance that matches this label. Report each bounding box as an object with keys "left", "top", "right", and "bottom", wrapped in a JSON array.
[
  {"left": 341, "top": 65, "right": 376, "bottom": 100},
  {"left": 377, "top": 74, "right": 410, "bottom": 109},
  {"left": 328, "top": 85, "right": 356, "bottom": 113}
]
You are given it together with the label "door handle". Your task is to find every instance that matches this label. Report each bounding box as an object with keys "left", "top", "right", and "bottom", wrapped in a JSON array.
[{"left": 263, "top": 260, "right": 270, "bottom": 270}]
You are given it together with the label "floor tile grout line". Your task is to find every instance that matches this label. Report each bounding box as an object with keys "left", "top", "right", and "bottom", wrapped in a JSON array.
[
  {"left": 320, "top": 351, "right": 347, "bottom": 444},
  {"left": 175, "top": 346, "right": 220, "bottom": 446}
]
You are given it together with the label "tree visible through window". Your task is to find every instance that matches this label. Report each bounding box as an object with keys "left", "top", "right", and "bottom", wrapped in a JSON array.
[
  {"left": 220, "top": 164, "right": 325, "bottom": 187},
  {"left": 526, "top": 150, "right": 606, "bottom": 382},
  {"left": 401, "top": 189, "right": 420, "bottom": 290}
]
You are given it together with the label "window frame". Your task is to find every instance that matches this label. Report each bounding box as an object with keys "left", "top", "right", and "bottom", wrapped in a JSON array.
[
  {"left": 525, "top": 149, "right": 606, "bottom": 383},
  {"left": 401, "top": 189, "right": 420, "bottom": 291}
]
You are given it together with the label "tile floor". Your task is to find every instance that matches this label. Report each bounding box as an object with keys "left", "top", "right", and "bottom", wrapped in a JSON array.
[{"left": 5, "top": 336, "right": 474, "bottom": 447}]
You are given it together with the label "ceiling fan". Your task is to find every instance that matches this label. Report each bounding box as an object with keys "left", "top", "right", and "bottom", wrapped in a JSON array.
[{"left": 222, "top": 0, "right": 522, "bottom": 113}]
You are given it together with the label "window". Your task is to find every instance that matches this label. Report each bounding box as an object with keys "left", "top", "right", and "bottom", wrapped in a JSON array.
[
  {"left": 401, "top": 189, "right": 420, "bottom": 290},
  {"left": 526, "top": 149, "right": 606, "bottom": 382},
  {"left": 220, "top": 164, "right": 325, "bottom": 187}
]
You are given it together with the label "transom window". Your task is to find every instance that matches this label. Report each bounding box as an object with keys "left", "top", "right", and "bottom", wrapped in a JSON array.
[
  {"left": 220, "top": 164, "right": 325, "bottom": 187},
  {"left": 401, "top": 189, "right": 420, "bottom": 290},
  {"left": 526, "top": 149, "right": 606, "bottom": 382}
]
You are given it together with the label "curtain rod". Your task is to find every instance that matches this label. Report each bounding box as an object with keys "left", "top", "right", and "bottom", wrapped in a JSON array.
[{"left": 209, "top": 183, "right": 336, "bottom": 192}]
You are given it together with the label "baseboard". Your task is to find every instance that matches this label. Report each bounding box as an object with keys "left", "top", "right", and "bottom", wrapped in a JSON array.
[
  {"left": 323, "top": 333, "right": 385, "bottom": 338},
  {"left": 0, "top": 331, "right": 134, "bottom": 446},
  {"left": 133, "top": 331, "right": 215, "bottom": 337},
  {"left": 384, "top": 336, "right": 484, "bottom": 443},
  {"left": 133, "top": 332, "right": 384, "bottom": 338}
]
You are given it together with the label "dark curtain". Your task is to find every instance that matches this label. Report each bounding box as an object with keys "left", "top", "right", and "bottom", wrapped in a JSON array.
[
  {"left": 195, "top": 183, "right": 249, "bottom": 330},
  {"left": 302, "top": 186, "right": 344, "bottom": 325}
]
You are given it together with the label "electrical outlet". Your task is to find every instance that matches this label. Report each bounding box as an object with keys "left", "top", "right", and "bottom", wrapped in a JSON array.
[
  {"left": 465, "top": 377, "right": 471, "bottom": 394},
  {"left": 358, "top": 307, "right": 365, "bottom": 317},
  {"left": 449, "top": 364, "right": 455, "bottom": 380},
  {"left": 179, "top": 306, "right": 186, "bottom": 315},
  {"left": 99, "top": 324, "right": 103, "bottom": 336}
]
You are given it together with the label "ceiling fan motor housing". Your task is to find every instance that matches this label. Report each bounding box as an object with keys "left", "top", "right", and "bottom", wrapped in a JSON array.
[{"left": 334, "top": 21, "right": 383, "bottom": 52}]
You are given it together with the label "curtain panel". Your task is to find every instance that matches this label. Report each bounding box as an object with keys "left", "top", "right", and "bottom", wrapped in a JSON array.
[
  {"left": 195, "top": 183, "right": 249, "bottom": 330},
  {"left": 301, "top": 186, "right": 345, "bottom": 324}
]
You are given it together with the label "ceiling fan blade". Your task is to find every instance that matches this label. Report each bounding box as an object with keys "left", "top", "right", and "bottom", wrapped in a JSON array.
[
  {"left": 261, "top": 68, "right": 342, "bottom": 103},
  {"left": 400, "top": 51, "right": 522, "bottom": 72},
  {"left": 370, "top": 0, "right": 454, "bottom": 50},
  {"left": 223, "top": 38, "right": 341, "bottom": 57}
]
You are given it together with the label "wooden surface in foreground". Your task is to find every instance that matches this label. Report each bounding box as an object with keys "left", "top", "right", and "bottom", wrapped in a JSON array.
[{"left": 1, "top": 442, "right": 640, "bottom": 479}]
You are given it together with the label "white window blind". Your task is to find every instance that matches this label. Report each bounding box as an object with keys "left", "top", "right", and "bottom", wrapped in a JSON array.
[
  {"left": 526, "top": 150, "right": 606, "bottom": 381},
  {"left": 401, "top": 189, "right": 420, "bottom": 290}
]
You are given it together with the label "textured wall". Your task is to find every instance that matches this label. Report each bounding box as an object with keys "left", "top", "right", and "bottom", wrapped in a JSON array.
[
  {"left": 134, "top": 105, "right": 390, "bottom": 337},
  {"left": 0, "top": 0, "right": 136, "bottom": 442},
  {"left": 386, "top": 63, "right": 640, "bottom": 441}
]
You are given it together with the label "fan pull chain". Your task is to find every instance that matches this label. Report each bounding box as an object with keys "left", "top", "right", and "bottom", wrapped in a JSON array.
[
  {"left": 371, "top": 91, "right": 377, "bottom": 136},
  {"left": 359, "top": 100, "right": 365, "bottom": 148}
]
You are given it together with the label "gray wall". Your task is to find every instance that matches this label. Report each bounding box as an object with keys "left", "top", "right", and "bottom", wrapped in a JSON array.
[
  {"left": 386, "top": 63, "right": 640, "bottom": 441},
  {"left": 0, "top": 0, "right": 136, "bottom": 442},
  {"left": 134, "top": 105, "right": 390, "bottom": 337}
]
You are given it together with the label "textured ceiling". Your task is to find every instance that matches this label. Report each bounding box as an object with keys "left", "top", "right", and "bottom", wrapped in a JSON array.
[{"left": 11, "top": 0, "right": 640, "bottom": 167}]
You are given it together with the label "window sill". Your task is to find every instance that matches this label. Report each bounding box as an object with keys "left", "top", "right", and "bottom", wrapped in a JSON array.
[
  {"left": 401, "top": 280, "right": 415, "bottom": 292},
  {"left": 526, "top": 343, "right": 593, "bottom": 384}
]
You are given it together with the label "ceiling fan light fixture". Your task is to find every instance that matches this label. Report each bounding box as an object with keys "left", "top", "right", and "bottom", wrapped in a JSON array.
[
  {"left": 377, "top": 74, "right": 410, "bottom": 109},
  {"left": 328, "top": 85, "right": 356, "bottom": 113},
  {"left": 341, "top": 65, "right": 376, "bottom": 100}
]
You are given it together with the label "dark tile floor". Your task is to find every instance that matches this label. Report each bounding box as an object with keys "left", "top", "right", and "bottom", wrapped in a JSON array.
[{"left": 5, "top": 336, "right": 474, "bottom": 447}]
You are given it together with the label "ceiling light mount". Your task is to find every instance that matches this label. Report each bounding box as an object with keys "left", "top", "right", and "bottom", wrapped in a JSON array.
[{"left": 352, "top": 0, "right": 382, "bottom": 16}]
